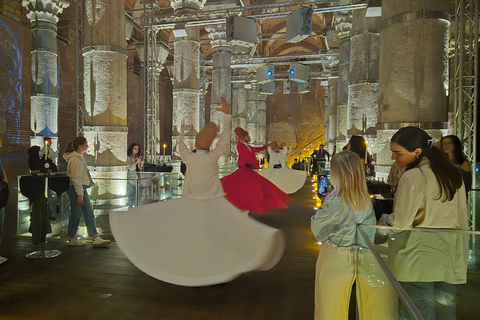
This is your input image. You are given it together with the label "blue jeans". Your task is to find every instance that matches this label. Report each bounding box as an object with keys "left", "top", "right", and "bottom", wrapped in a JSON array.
[
  {"left": 67, "top": 186, "right": 98, "bottom": 238},
  {"left": 399, "top": 281, "right": 457, "bottom": 320},
  {"left": 0, "top": 207, "right": 4, "bottom": 246}
]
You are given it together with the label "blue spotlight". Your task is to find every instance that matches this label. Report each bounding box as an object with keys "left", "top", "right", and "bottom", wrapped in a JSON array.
[
  {"left": 290, "top": 69, "right": 295, "bottom": 75},
  {"left": 267, "top": 70, "right": 272, "bottom": 76}
]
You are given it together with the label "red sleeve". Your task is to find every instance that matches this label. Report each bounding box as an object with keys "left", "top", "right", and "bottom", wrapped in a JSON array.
[{"left": 250, "top": 145, "right": 268, "bottom": 153}]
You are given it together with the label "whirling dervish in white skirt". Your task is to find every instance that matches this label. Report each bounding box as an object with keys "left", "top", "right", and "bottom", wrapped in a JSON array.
[
  {"left": 259, "top": 142, "right": 306, "bottom": 194},
  {"left": 109, "top": 98, "right": 285, "bottom": 287}
]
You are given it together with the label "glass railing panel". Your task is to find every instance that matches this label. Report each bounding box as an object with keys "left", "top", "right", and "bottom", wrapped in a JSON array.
[
  {"left": 358, "top": 225, "right": 480, "bottom": 320},
  {"left": 17, "top": 172, "right": 183, "bottom": 240}
]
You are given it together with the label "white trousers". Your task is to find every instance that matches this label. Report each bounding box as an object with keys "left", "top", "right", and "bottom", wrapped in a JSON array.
[{"left": 315, "top": 241, "right": 398, "bottom": 320}]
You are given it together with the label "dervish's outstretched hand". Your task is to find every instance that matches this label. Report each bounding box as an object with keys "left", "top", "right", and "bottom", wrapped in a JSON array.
[{"left": 216, "top": 97, "right": 230, "bottom": 114}]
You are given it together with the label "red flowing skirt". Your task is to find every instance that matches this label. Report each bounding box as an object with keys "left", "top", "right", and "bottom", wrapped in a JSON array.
[{"left": 221, "top": 166, "right": 289, "bottom": 214}]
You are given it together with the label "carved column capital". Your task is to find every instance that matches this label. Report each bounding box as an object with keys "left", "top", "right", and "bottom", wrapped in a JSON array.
[
  {"left": 22, "top": 0, "right": 70, "bottom": 23},
  {"left": 206, "top": 24, "right": 230, "bottom": 48},
  {"left": 171, "top": 0, "right": 207, "bottom": 12}
]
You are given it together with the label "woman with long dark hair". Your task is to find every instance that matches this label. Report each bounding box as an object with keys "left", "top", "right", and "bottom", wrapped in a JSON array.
[
  {"left": 441, "top": 134, "right": 472, "bottom": 194},
  {"left": 385, "top": 127, "right": 466, "bottom": 229},
  {"left": 381, "top": 126, "right": 468, "bottom": 320},
  {"left": 63, "top": 137, "right": 110, "bottom": 247},
  {"left": 126, "top": 143, "right": 144, "bottom": 173}
]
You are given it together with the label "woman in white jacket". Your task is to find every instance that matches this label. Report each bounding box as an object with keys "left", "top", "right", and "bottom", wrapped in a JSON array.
[
  {"left": 381, "top": 126, "right": 468, "bottom": 320},
  {"left": 63, "top": 137, "right": 110, "bottom": 247}
]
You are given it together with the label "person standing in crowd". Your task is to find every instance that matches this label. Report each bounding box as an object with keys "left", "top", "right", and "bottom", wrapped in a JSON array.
[
  {"left": 28, "top": 146, "right": 57, "bottom": 173},
  {"left": 291, "top": 158, "right": 302, "bottom": 170},
  {"left": 441, "top": 135, "right": 472, "bottom": 195},
  {"left": 380, "top": 126, "right": 468, "bottom": 320},
  {"left": 126, "top": 143, "right": 144, "bottom": 174},
  {"left": 317, "top": 144, "right": 330, "bottom": 171},
  {"left": 0, "top": 138, "right": 8, "bottom": 264},
  {"left": 311, "top": 151, "right": 379, "bottom": 320},
  {"left": 63, "top": 137, "right": 110, "bottom": 247},
  {"left": 126, "top": 143, "right": 144, "bottom": 207},
  {"left": 221, "top": 127, "right": 289, "bottom": 214}
]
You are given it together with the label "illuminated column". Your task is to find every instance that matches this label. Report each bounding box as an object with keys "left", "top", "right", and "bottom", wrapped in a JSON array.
[
  {"left": 336, "top": 35, "right": 350, "bottom": 151},
  {"left": 171, "top": 0, "right": 206, "bottom": 156},
  {"left": 347, "top": 8, "right": 381, "bottom": 166},
  {"left": 333, "top": 7, "right": 352, "bottom": 151},
  {"left": 23, "top": 0, "right": 70, "bottom": 151},
  {"left": 246, "top": 86, "right": 258, "bottom": 145},
  {"left": 257, "top": 93, "right": 267, "bottom": 145},
  {"left": 376, "top": 0, "right": 450, "bottom": 178},
  {"left": 324, "top": 88, "right": 330, "bottom": 148},
  {"left": 233, "top": 83, "right": 247, "bottom": 129},
  {"left": 206, "top": 24, "right": 232, "bottom": 129},
  {"left": 327, "top": 77, "right": 338, "bottom": 153},
  {"left": 82, "top": 0, "right": 128, "bottom": 168}
]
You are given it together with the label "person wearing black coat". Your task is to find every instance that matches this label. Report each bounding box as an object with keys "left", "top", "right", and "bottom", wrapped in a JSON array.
[{"left": 28, "top": 146, "right": 57, "bottom": 173}]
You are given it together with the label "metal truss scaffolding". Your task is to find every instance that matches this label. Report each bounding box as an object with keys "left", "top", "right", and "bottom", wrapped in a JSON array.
[
  {"left": 76, "top": 0, "right": 85, "bottom": 135},
  {"left": 143, "top": 0, "right": 161, "bottom": 163},
  {"left": 454, "top": 0, "right": 478, "bottom": 229}
]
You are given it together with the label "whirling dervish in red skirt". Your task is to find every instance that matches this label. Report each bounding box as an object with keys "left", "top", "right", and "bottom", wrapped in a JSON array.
[{"left": 221, "top": 127, "right": 289, "bottom": 214}]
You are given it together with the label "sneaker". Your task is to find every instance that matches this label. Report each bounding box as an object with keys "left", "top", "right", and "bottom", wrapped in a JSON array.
[
  {"left": 69, "top": 238, "right": 87, "bottom": 246},
  {"left": 0, "top": 256, "right": 7, "bottom": 265},
  {"left": 92, "top": 237, "right": 111, "bottom": 247}
]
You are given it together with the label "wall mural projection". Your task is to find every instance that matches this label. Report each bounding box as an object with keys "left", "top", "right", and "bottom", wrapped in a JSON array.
[{"left": 0, "top": 17, "right": 22, "bottom": 150}]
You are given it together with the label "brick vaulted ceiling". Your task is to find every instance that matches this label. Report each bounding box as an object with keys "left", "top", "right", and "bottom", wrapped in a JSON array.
[{"left": 125, "top": 0, "right": 334, "bottom": 66}]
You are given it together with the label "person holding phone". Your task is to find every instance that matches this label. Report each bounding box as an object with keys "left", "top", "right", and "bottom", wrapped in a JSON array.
[
  {"left": 126, "top": 143, "right": 144, "bottom": 207},
  {"left": 127, "top": 143, "right": 144, "bottom": 174},
  {"left": 311, "top": 151, "right": 382, "bottom": 320}
]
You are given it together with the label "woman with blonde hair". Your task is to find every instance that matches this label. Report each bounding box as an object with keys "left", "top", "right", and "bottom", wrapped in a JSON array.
[{"left": 311, "top": 151, "right": 377, "bottom": 320}]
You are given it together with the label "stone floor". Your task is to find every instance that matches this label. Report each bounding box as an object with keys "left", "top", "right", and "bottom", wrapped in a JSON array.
[
  {"left": 0, "top": 181, "right": 322, "bottom": 320},
  {"left": 1, "top": 180, "right": 478, "bottom": 320}
]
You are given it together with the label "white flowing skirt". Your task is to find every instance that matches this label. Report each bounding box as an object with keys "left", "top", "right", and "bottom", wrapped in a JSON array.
[
  {"left": 259, "top": 168, "right": 306, "bottom": 194},
  {"left": 109, "top": 196, "right": 285, "bottom": 287}
]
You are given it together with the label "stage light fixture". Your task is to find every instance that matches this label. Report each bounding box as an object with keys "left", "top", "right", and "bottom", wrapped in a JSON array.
[
  {"left": 286, "top": 7, "right": 313, "bottom": 43},
  {"left": 260, "top": 81, "right": 275, "bottom": 95},
  {"left": 289, "top": 63, "right": 309, "bottom": 83},
  {"left": 257, "top": 65, "right": 274, "bottom": 84},
  {"left": 226, "top": 16, "right": 258, "bottom": 47}
]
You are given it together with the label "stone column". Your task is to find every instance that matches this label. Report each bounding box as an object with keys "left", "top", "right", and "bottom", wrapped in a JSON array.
[
  {"left": 347, "top": 8, "right": 381, "bottom": 169},
  {"left": 171, "top": 0, "right": 206, "bottom": 157},
  {"left": 246, "top": 87, "right": 258, "bottom": 145},
  {"left": 82, "top": 0, "right": 128, "bottom": 167},
  {"left": 328, "top": 77, "right": 338, "bottom": 153},
  {"left": 23, "top": 0, "right": 70, "bottom": 152},
  {"left": 206, "top": 24, "right": 232, "bottom": 129},
  {"left": 233, "top": 83, "right": 248, "bottom": 129},
  {"left": 336, "top": 35, "right": 350, "bottom": 151},
  {"left": 324, "top": 88, "right": 330, "bottom": 148},
  {"left": 257, "top": 93, "right": 267, "bottom": 145},
  {"left": 377, "top": 0, "right": 450, "bottom": 178}
]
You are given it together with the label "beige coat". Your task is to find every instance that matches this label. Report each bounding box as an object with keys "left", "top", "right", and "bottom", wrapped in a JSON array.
[
  {"left": 386, "top": 157, "right": 468, "bottom": 284},
  {"left": 387, "top": 157, "right": 468, "bottom": 230},
  {"left": 63, "top": 151, "right": 93, "bottom": 196}
]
